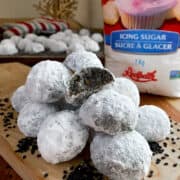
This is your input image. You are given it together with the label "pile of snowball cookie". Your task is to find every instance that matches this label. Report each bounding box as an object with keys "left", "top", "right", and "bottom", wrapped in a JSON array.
[
  {"left": 11, "top": 50, "right": 170, "bottom": 180},
  {"left": 0, "top": 29, "right": 103, "bottom": 55}
]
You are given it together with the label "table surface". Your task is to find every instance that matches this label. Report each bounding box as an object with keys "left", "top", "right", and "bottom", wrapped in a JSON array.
[{"left": 0, "top": 62, "right": 180, "bottom": 180}]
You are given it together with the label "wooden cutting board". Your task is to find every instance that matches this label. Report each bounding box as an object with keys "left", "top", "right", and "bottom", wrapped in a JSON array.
[{"left": 0, "top": 63, "right": 179, "bottom": 180}]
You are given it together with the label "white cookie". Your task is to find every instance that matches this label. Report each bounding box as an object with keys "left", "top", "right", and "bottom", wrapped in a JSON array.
[
  {"left": 79, "top": 89, "right": 138, "bottom": 135},
  {"left": 25, "top": 60, "right": 72, "bottom": 103},
  {"left": 17, "top": 102, "right": 59, "bottom": 137},
  {"left": 37, "top": 110, "right": 89, "bottom": 164},
  {"left": 136, "top": 105, "right": 171, "bottom": 142},
  {"left": 91, "top": 131, "right": 152, "bottom": 180}
]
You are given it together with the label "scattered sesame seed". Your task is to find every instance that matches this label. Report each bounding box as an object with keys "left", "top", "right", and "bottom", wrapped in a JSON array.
[
  {"left": 37, "top": 154, "right": 41, "bottom": 158},
  {"left": 173, "top": 163, "right": 178, "bottom": 167},
  {"left": 171, "top": 149, "right": 176, "bottom": 153},
  {"left": 163, "top": 142, "right": 167, "bottom": 148},
  {"left": 44, "top": 173, "right": 48, "bottom": 178},
  {"left": 22, "top": 155, "right": 27, "bottom": 159}
]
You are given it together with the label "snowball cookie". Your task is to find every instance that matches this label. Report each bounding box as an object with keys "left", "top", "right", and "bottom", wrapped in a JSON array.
[
  {"left": 91, "top": 131, "right": 152, "bottom": 180},
  {"left": 103, "top": 77, "right": 140, "bottom": 106},
  {"left": 81, "top": 36, "right": 100, "bottom": 52},
  {"left": 17, "top": 102, "right": 59, "bottom": 137},
  {"left": 0, "top": 41, "right": 18, "bottom": 55},
  {"left": 66, "top": 43, "right": 85, "bottom": 54},
  {"left": 25, "top": 60, "right": 72, "bottom": 103},
  {"left": 37, "top": 110, "right": 89, "bottom": 164},
  {"left": 136, "top": 105, "right": 171, "bottom": 142},
  {"left": 79, "top": 89, "right": 137, "bottom": 135},
  {"left": 79, "top": 29, "right": 90, "bottom": 36},
  {"left": 91, "top": 33, "right": 104, "bottom": 43},
  {"left": 66, "top": 67, "right": 114, "bottom": 105},
  {"left": 11, "top": 85, "right": 30, "bottom": 112},
  {"left": 64, "top": 51, "right": 103, "bottom": 73}
]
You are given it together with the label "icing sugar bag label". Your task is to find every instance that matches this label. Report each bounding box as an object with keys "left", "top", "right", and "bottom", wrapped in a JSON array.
[
  {"left": 111, "top": 30, "right": 179, "bottom": 54},
  {"left": 102, "top": 0, "right": 180, "bottom": 97}
]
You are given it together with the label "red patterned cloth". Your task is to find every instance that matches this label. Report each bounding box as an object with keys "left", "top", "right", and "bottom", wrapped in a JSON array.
[{"left": 1, "top": 17, "right": 69, "bottom": 38}]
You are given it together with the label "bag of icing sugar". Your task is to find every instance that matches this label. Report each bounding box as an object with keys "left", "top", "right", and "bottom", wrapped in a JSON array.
[{"left": 102, "top": 0, "right": 180, "bottom": 97}]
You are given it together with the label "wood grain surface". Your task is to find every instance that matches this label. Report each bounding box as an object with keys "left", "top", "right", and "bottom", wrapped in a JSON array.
[{"left": 0, "top": 63, "right": 179, "bottom": 180}]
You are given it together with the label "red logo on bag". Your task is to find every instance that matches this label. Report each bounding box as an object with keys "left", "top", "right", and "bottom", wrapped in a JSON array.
[{"left": 122, "top": 67, "right": 157, "bottom": 82}]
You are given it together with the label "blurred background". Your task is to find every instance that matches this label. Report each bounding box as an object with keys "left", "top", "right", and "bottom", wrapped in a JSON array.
[{"left": 0, "top": 0, "right": 103, "bottom": 29}]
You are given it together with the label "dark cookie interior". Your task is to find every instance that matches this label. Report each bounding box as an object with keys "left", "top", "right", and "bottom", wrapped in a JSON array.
[{"left": 68, "top": 68, "right": 114, "bottom": 104}]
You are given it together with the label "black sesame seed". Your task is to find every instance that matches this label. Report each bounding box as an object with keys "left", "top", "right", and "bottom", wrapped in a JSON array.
[
  {"left": 63, "top": 175, "right": 67, "bottom": 179},
  {"left": 66, "top": 160, "right": 104, "bottom": 180},
  {"left": 161, "top": 156, "right": 166, "bottom": 160},
  {"left": 164, "top": 153, "right": 169, "bottom": 157},
  {"left": 177, "top": 129, "right": 180, "bottom": 132},
  {"left": 64, "top": 170, "right": 68, "bottom": 174},
  {"left": 6, "top": 134, "right": 10, "bottom": 138},
  {"left": 164, "top": 162, "right": 168, "bottom": 166},
  {"left": 172, "top": 149, "right": 176, "bottom": 153},
  {"left": 148, "top": 142, "right": 164, "bottom": 155},
  {"left": 70, "top": 166, "right": 74, "bottom": 171},
  {"left": 3, "top": 98, "right": 9, "bottom": 102},
  {"left": 148, "top": 174, "right": 153, "bottom": 178},
  {"left": 170, "top": 131, "right": 174, "bottom": 135},
  {"left": 31, "top": 144, "right": 38, "bottom": 154},
  {"left": 173, "top": 163, "right": 178, "bottom": 167},
  {"left": 155, "top": 158, "right": 161, "bottom": 164},
  {"left": 172, "top": 141, "right": 176, "bottom": 145},
  {"left": 7, "top": 112, "right": 14, "bottom": 119},
  {"left": 15, "top": 137, "right": 37, "bottom": 154},
  {"left": 37, "top": 154, "right": 41, "bottom": 158},
  {"left": 44, "top": 173, "right": 48, "bottom": 178},
  {"left": 163, "top": 142, "right": 167, "bottom": 148},
  {"left": 22, "top": 155, "right": 27, "bottom": 159}
]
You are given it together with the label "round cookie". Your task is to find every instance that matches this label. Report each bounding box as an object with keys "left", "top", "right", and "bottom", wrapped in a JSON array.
[
  {"left": 25, "top": 60, "right": 72, "bottom": 103},
  {"left": 91, "top": 33, "right": 104, "bottom": 43},
  {"left": 17, "top": 102, "right": 59, "bottom": 137},
  {"left": 11, "top": 85, "right": 30, "bottom": 112},
  {"left": 103, "top": 77, "right": 140, "bottom": 106},
  {"left": 136, "top": 105, "right": 171, "bottom": 142},
  {"left": 37, "top": 110, "right": 89, "bottom": 164},
  {"left": 79, "top": 29, "right": 90, "bottom": 36},
  {"left": 79, "top": 89, "right": 138, "bottom": 135},
  {"left": 66, "top": 67, "right": 114, "bottom": 105},
  {"left": 64, "top": 51, "right": 103, "bottom": 73},
  {"left": 90, "top": 131, "right": 152, "bottom": 180},
  {"left": 81, "top": 36, "right": 100, "bottom": 52}
]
